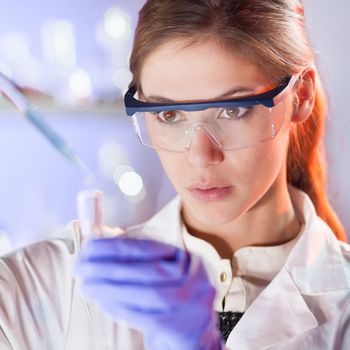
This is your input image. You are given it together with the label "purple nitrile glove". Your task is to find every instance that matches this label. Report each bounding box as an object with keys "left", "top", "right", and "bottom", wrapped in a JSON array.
[{"left": 75, "top": 237, "right": 224, "bottom": 350}]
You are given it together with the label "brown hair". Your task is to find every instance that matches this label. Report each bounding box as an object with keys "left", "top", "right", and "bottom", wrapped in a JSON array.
[{"left": 129, "top": 0, "right": 347, "bottom": 241}]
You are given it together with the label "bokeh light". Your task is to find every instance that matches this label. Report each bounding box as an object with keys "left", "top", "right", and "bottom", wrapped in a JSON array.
[
  {"left": 118, "top": 171, "right": 144, "bottom": 197},
  {"left": 68, "top": 69, "right": 92, "bottom": 100},
  {"left": 41, "top": 19, "right": 77, "bottom": 68},
  {"left": 95, "top": 6, "right": 132, "bottom": 50},
  {"left": 0, "top": 32, "right": 42, "bottom": 86},
  {"left": 0, "top": 32, "right": 31, "bottom": 62},
  {"left": 104, "top": 7, "right": 131, "bottom": 41}
]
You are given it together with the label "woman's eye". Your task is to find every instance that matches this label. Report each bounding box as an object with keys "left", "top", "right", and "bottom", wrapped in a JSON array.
[
  {"left": 156, "top": 111, "right": 183, "bottom": 123},
  {"left": 219, "top": 107, "right": 250, "bottom": 120}
]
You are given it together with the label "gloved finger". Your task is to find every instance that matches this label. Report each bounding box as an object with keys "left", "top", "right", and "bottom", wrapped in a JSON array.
[
  {"left": 80, "top": 280, "right": 174, "bottom": 312},
  {"left": 75, "top": 258, "right": 188, "bottom": 285},
  {"left": 80, "top": 237, "right": 181, "bottom": 262},
  {"left": 79, "top": 272, "right": 212, "bottom": 312},
  {"left": 98, "top": 302, "right": 163, "bottom": 334},
  {"left": 97, "top": 300, "right": 191, "bottom": 334},
  {"left": 98, "top": 301, "right": 216, "bottom": 350},
  {"left": 78, "top": 252, "right": 214, "bottom": 305}
]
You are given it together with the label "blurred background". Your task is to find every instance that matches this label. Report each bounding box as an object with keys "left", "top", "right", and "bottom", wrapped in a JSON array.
[{"left": 0, "top": 0, "right": 349, "bottom": 252}]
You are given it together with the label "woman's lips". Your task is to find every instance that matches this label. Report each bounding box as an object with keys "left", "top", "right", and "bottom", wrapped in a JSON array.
[{"left": 187, "top": 185, "right": 233, "bottom": 202}]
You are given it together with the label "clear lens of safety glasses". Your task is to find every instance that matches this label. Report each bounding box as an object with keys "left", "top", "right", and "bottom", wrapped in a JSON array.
[{"left": 132, "top": 100, "right": 286, "bottom": 152}]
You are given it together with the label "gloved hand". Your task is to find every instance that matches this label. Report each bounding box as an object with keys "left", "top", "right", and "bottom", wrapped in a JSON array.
[{"left": 75, "top": 237, "right": 224, "bottom": 350}]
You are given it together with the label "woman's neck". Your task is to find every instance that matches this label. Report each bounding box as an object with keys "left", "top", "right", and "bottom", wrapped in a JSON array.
[{"left": 183, "top": 182, "right": 302, "bottom": 259}]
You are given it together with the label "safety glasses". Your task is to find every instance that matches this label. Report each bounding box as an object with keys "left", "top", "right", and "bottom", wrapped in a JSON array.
[{"left": 123, "top": 75, "right": 299, "bottom": 152}]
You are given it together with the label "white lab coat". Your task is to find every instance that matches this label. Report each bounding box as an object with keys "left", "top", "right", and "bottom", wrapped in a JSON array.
[{"left": 0, "top": 188, "right": 349, "bottom": 349}]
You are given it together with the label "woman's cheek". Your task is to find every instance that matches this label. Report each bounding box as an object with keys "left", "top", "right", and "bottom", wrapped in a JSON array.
[{"left": 233, "top": 138, "right": 288, "bottom": 192}]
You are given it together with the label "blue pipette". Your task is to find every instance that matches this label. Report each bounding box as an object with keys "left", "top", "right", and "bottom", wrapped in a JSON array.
[{"left": 0, "top": 73, "right": 95, "bottom": 186}]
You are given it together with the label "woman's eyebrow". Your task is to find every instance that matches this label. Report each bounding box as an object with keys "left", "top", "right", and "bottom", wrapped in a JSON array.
[{"left": 144, "top": 86, "right": 256, "bottom": 103}]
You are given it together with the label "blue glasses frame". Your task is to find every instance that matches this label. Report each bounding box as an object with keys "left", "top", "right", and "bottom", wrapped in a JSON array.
[{"left": 124, "top": 75, "right": 298, "bottom": 117}]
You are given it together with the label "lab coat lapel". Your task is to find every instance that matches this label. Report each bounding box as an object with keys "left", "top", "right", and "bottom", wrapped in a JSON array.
[
  {"left": 226, "top": 189, "right": 349, "bottom": 349},
  {"left": 226, "top": 267, "right": 318, "bottom": 349}
]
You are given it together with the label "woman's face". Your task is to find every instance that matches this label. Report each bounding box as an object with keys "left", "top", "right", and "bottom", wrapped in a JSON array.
[{"left": 139, "top": 39, "right": 294, "bottom": 230}]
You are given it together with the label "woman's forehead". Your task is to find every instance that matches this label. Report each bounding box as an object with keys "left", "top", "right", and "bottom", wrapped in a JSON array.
[{"left": 139, "top": 39, "right": 270, "bottom": 101}]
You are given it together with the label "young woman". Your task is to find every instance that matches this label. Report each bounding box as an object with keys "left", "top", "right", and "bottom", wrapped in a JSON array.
[{"left": 0, "top": 1, "right": 349, "bottom": 349}]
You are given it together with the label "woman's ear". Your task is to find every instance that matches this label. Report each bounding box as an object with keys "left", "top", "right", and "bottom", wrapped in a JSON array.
[{"left": 291, "top": 67, "right": 316, "bottom": 123}]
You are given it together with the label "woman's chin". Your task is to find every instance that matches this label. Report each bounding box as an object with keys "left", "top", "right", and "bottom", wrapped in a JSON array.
[{"left": 182, "top": 199, "right": 242, "bottom": 229}]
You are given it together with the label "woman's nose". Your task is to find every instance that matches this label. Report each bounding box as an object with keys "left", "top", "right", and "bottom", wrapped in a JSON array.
[{"left": 186, "top": 126, "right": 224, "bottom": 168}]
